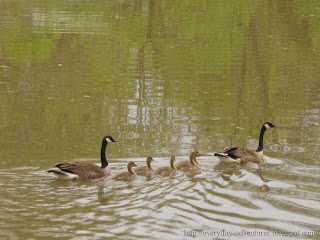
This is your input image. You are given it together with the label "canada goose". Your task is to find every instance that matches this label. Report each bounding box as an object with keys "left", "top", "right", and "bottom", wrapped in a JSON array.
[
  {"left": 109, "top": 161, "right": 137, "bottom": 181},
  {"left": 176, "top": 150, "right": 201, "bottom": 171},
  {"left": 134, "top": 157, "right": 154, "bottom": 176},
  {"left": 214, "top": 122, "right": 277, "bottom": 164},
  {"left": 153, "top": 156, "right": 176, "bottom": 176},
  {"left": 48, "top": 135, "right": 117, "bottom": 180}
]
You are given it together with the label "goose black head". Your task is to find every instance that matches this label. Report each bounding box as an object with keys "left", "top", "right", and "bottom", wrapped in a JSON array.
[
  {"left": 104, "top": 135, "right": 118, "bottom": 143},
  {"left": 264, "top": 122, "right": 277, "bottom": 129}
]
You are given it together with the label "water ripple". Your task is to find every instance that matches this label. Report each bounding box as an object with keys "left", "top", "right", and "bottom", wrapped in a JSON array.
[{"left": 0, "top": 155, "right": 319, "bottom": 239}]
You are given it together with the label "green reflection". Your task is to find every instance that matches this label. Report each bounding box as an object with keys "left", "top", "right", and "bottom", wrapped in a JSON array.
[{"left": 0, "top": 0, "right": 319, "bottom": 166}]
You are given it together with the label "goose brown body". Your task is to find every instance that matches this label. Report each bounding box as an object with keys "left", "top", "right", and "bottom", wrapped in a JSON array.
[
  {"left": 215, "top": 122, "right": 277, "bottom": 164},
  {"left": 50, "top": 162, "right": 111, "bottom": 179},
  {"left": 153, "top": 156, "right": 176, "bottom": 176},
  {"left": 219, "top": 146, "right": 263, "bottom": 164},
  {"left": 134, "top": 157, "right": 154, "bottom": 176},
  {"left": 176, "top": 151, "right": 200, "bottom": 171},
  {"left": 109, "top": 161, "right": 137, "bottom": 181}
]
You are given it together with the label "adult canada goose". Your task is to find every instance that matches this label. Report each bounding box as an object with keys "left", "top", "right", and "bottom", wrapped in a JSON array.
[
  {"left": 109, "top": 161, "right": 137, "bottom": 181},
  {"left": 134, "top": 157, "right": 154, "bottom": 176},
  {"left": 48, "top": 135, "right": 117, "bottom": 180},
  {"left": 214, "top": 122, "right": 277, "bottom": 164},
  {"left": 153, "top": 156, "right": 176, "bottom": 176},
  {"left": 176, "top": 150, "right": 201, "bottom": 171}
]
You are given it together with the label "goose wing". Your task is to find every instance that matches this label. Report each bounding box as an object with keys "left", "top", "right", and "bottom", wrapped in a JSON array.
[
  {"left": 215, "top": 146, "right": 256, "bottom": 159},
  {"left": 222, "top": 146, "right": 262, "bottom": 164},
  {"left": 223, "top": 146, "right": 257, "bottom": 159},
  {"left": 54, "top": 162, "right": 104, "bottom": 179}
]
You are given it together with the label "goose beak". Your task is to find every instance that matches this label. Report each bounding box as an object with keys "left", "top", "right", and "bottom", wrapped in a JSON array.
[{"left": 113, "top": 139, "right": 118, "bottom": 142}]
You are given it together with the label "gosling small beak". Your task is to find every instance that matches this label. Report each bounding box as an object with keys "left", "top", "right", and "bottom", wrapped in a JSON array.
[{"left": 152, "top": 158, "right": 155, "bottom": 162}]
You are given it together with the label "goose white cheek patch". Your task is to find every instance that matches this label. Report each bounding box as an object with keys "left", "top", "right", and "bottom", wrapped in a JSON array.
[{"left": 106, "top": 138, "right": 112, "bottom": 143}]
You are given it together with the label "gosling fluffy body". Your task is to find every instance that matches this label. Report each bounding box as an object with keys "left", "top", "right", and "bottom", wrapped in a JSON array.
[
  {"left": 176, "top": 150, "right": 200, "bottom": 171},
  {"left": 109, "top": 161, "right": 137, "bottom": 181},
  {"left": 134, "top": 157, "right": 154, "bottom": 176},
  {"left": 153, "top": 156, "right": 176, "bottom": 176}
]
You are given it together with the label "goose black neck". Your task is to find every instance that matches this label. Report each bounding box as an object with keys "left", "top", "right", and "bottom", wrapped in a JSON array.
[
  {"left": 257, "top": 125, "right": 266, "bottom": 152},
  {"left": 101, "top": 141, "right": 108, "bottom": 168}
]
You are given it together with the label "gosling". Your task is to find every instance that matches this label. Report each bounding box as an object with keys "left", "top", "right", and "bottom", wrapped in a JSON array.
[
  {"left": 176, "top": 150, "right": 200, "bottom": 171},
  {"left": 134, "top": 156, "right": 154, "bottom": 176},
  {"left": 109, "top": 161, "right": 137, "bottom": 181},
  {"left": 153, "top": 156, "right": 176, "bottom": 176}
]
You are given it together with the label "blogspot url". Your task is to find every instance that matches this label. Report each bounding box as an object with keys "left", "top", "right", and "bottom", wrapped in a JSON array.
[{"left": 182, "top": 229, "right": 319, "bottom": 238}]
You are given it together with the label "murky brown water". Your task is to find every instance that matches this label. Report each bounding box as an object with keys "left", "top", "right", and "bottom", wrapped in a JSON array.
[{"left": 0, "top": 0, "right": 319, "bottom": 239}]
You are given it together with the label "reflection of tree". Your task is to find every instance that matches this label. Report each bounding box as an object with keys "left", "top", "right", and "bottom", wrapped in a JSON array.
[{"left": 0, "top": 0, "right": 319, "bottom": 164}]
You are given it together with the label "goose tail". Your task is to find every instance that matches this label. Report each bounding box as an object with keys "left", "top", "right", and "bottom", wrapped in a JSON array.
[
  {"left": 214, "top": 152, "right": 229, "bottom": 157},
  {"left": 214, "top": 152, "right": 241, "bottom": 164},
  {"left": 48, "top": 167, "right": 79, "bottom": 180}
]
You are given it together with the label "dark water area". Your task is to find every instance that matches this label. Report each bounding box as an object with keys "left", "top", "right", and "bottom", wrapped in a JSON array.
[{"left": 0, "top": 0, "right": 319, "bottom": 239}]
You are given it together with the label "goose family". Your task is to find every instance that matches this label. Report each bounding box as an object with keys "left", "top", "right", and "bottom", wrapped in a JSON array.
[
  {"left": 48, "top": 135, "right": 117, "bottom": 179},
  {"left": 214, "top": 122, "right": 277, "bottom": 164},
  {"left": 48, "top": 122, "right": 277, "bottom": 181}
]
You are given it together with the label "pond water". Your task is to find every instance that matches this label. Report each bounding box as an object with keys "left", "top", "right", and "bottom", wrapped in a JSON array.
[{"left": 0, "top": 0, "right": 319, "bottom": 239}]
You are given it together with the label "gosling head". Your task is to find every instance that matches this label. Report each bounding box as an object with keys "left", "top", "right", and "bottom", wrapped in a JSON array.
[
  {"left": 146, "top": 156, "right": 154, "bottom": 164},
  {"left": 127, "top": 161, "right": 137, "bottom": 169},
  {"left": 190, "top": 150, "right": 201, "bottom": 157},
  {"left": 104, "top": 135, "right": 118, "bottom": 143},
  {"left": 264, "top": 122, "right": 277, "bottom": 129}
]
